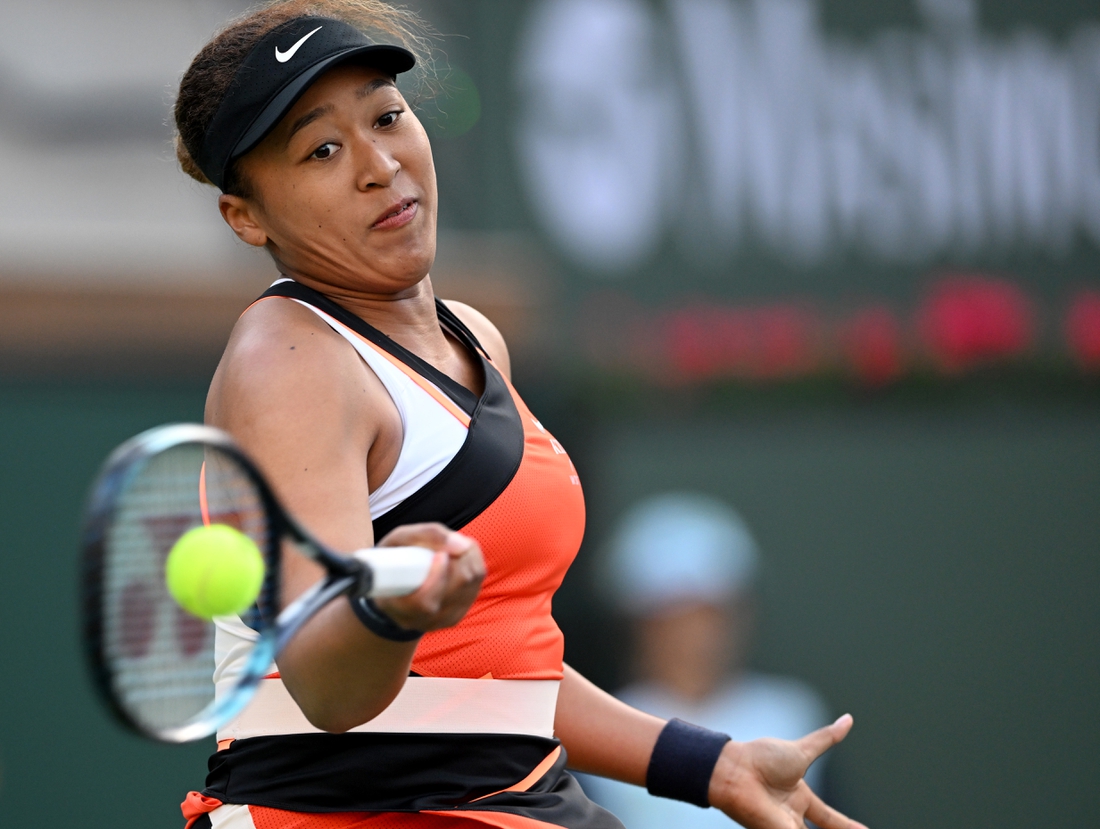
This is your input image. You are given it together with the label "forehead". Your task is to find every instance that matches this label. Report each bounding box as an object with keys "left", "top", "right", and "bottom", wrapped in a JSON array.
[{"left": 279, "top": 63, "right": 398, "bottom": 129}]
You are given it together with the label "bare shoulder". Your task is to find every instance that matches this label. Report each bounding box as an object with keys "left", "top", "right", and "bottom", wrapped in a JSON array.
[
  {"left": 441, "top": 299, "right": 512, "bottom": 381},
  {"left": 206, "top": 297, "right": 382, "bottom": 462},
  {"left": 208, "top": 297, "right": 355, "bottom": 421}
]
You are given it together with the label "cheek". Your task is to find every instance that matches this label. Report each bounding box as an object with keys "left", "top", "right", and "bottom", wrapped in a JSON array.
[
  {"left": 263, "top": 187, "right": 344, "bottom": 245},
  {"left": 404, "top": 124, "right": 437, "bottom": 194},
  {"left": 265, "top": 203, "right": 316, "bottom": 246}
]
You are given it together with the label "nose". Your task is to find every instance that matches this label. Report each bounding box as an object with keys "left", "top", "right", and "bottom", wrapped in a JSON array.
[{"left": 354, "top": 133, "right": 400, "bottom": 190}]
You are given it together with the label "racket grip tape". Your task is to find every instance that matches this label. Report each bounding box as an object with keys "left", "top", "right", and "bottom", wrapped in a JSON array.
[{"left": 352, "top": 546, "right": 435, "bottom": 598}]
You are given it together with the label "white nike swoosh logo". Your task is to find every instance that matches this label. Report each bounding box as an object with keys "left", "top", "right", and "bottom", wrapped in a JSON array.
[{"left": 275, "top": 26, "right": 322, "bottom": 63}]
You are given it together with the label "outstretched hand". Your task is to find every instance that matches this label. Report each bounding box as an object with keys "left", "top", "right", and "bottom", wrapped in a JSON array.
[{"left": 708, "top": 714, "right": 868, "bottom": 829}]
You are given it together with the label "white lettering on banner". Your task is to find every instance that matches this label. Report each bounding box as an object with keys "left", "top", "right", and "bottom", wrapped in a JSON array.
[
  {"left": 515, "top": 0, "right": 685, "bottom": 270},
  {"left": 515, "top": 0, "right": 1100, "bottom": 272}
]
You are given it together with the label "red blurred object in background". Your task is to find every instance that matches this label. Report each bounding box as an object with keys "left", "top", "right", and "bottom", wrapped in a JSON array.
[
  {"left": 840, "top": 305, "right": 905, "bottom": 387},
  {"left": 1064, "top": 289, "right": 1100, "bottom": 372},
  {"left": 753, "top": 304, "right": 821, "bottom": 379},
  {"left": 916, "top": 275, "right": 1035, "bottom": 372},
  {"left": 663, "top": 303, "right": 820, "bottom": 383},
  {"left": 664, "top": 305, "right": 750, "bottom": 381}
]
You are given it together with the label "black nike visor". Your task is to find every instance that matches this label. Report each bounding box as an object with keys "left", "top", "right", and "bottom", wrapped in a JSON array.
[{"left": 194, "top": 16, "right": 415, "bottom": 191}]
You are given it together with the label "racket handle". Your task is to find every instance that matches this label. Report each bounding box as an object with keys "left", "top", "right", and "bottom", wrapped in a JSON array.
[{"left": 352, "top": 546, "right": 435, "bottom": 598}]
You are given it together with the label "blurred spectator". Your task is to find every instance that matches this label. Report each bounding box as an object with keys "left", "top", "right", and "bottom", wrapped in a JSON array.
[{"left": 581, "top": 493, "right": 830, "bottom": 828}]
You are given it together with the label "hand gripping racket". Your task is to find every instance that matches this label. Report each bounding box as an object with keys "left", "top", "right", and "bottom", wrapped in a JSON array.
[{"left": 80, "top": 423, "right": 434, "bottom": 743}]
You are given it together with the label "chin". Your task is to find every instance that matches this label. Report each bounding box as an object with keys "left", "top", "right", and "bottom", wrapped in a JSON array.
[
  {"left": 370, "top": 255, "right": 435, "bottom": 293},
  {"left": 396, "top": 240, "right": 437, "bottom": 277}
]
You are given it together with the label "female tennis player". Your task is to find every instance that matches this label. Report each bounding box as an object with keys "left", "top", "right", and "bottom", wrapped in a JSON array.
[{"left": 173, "top": 2, "right": 867, "bottom": 828}]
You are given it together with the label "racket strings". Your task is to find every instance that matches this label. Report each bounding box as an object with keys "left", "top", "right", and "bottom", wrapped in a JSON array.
[{"left": 99, "top": 444, "right": 272, "bottom": 735}]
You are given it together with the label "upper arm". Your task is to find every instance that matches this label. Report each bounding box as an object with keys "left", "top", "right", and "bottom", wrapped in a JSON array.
[
  {"left": 205, "top": 299, "right": 382, "bottom": 599},
  {"left": 442, "top": 300, "right": 512, "bottom": 381}
]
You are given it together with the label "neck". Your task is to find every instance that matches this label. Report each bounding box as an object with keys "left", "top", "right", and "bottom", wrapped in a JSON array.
[{"left": 286, "top": 271, "right": 451, "bottom": 358}]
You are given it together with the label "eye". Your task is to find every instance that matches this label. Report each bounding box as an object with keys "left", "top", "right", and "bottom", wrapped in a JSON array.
[
  {"left": 311, "top": 142, "right": 339, "bottom": 160},
  {"left": 376, "top": 109, "right": 403, "bottom": 129}
]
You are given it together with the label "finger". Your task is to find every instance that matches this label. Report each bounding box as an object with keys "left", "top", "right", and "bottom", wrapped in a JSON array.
[
  {"left": 377, "top": 522, "right": 454, "bottom": 552},
  {"left": 409, "top": 550, "right": 450, "bottom": 598},
  {"left": 451, "top": 541, "right": 485, "bottom": 581},
  {"left": 374, "top": 527, "right": 483, "bottom": 630},
  {"left": 374, "top": 550, "right": 449, "bottom": 620},
  {"left": 436, "top": 547, "right": 485, "bottom": 615},
  {"left": 442, "top": 531, "right": 479, "bottom": 558},
  {"left": 804, "top": 790, "right": 869, "bottom": 829},
  {"left": 797, "top": 714, "right": 853, "bottom": 764}
]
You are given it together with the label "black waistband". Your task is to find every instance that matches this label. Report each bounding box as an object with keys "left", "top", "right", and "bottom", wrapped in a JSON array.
[
  {"left": 202, "top": 732, "right": 625, "bottom": 827},
  {"left": 204, "top": 732, "right": 556, "bottom": 812}
]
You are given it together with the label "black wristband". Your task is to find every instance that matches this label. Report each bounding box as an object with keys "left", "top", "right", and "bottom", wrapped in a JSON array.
[
  {"left": 348, "top": 595, "right": 423, "bottom": 642},
  {"left": 646, "top": 718, "right": 732, "bottom": 808}
]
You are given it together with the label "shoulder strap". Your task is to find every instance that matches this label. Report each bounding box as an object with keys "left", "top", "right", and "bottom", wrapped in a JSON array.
[
  {"left": 434, "top": 299, "right": 489, "bottom": 358},
  {"left": 260, "top": 281, "right": 479, "bottom": 416}
]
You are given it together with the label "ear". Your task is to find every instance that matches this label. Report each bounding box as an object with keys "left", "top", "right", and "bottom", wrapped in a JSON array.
[{"left": 218, "top": 194, "right": 269, "bottom": 248}]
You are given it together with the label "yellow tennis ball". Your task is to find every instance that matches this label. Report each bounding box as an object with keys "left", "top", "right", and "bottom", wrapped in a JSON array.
[{"left": 165, "top": 524, "right": 264, "bottom": 620}]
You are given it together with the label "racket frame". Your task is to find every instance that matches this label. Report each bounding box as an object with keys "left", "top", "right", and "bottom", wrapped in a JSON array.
[{"left": 80, "top": 423, "right": 370, "bottom": 743}]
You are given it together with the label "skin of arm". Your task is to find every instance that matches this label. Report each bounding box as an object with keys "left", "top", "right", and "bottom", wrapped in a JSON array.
[
  {"left": 206, "top": 297, "right": 484, "bottom": 734},
  {"left": 554, "top": 665, "right": 666, "bottom": 784}
]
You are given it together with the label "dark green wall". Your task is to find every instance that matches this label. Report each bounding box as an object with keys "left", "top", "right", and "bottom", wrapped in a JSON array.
[
  {"left": 0, "top": 385, "right": 211, "bottom": 827},
  {"left": 556, "top": 401, "right": 1100, "bottom": 828}
]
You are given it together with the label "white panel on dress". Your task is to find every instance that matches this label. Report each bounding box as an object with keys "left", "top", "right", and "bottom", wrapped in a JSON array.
[{"left": 286, "top": 297, "right": 468, "bottom": 517}]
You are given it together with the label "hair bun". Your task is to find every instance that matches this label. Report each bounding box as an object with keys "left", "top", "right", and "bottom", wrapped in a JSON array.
[{"left": 174, "top": 135, "right": 214, "bottom": 186}]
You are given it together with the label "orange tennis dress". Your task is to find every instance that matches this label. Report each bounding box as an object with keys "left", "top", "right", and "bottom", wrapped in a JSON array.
[{"left": 183, "top": 282, "right": 621, "bottom": 829}]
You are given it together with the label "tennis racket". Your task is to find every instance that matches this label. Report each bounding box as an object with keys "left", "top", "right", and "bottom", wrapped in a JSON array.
[{"left": 80, "top": 423, "right": 434, "bottom": 744}]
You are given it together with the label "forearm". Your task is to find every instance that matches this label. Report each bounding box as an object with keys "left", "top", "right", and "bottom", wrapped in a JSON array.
[
  {"left": 278, "top": 597, "right": 418, "bottom": 733},
  {"left": 553, "top": 664, "right": 666, "bottom": 784},
  {"left": 278, "top": 526, "right": 482, "bottom": 734}
]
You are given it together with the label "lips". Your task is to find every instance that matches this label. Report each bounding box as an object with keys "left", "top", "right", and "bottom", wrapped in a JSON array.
[{"left": 371, "top": 198, "right": 418, "bottom": 230}]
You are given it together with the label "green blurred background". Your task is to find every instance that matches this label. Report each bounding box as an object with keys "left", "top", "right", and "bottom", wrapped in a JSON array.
[{"left": 0, "top": 0, "right": 1097, "bottom": 826}]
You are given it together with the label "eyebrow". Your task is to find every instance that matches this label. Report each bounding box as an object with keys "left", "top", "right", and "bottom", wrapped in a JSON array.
[
  {"left": 283, "top": 78, "right": 398, "bottom": 147},
  {"left": 286, "top": 104, "right": 334, "bottom": 145},
  {"left": 357, "top": 77, "right": 396, "bottom": 99}
]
